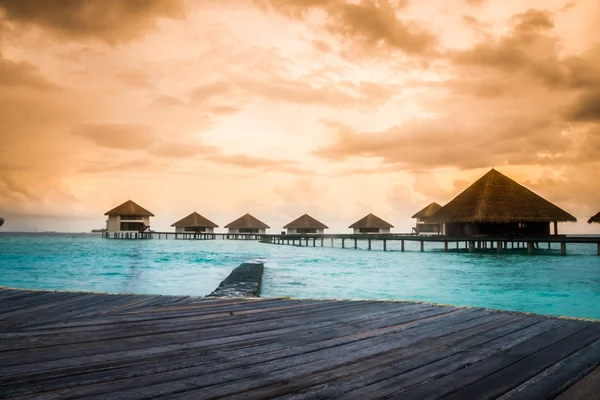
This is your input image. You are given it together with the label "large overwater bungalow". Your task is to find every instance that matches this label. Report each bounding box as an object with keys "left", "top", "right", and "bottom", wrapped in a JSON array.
[
  {"left": 349, "top": 213, "right": 393, "bottom": 234},
  {"left": 171, "top": 212, "right": 218, "bottom": 233},
  {"left": 412, "top": 202, "right": 442, "bottom": 234},
  {"left": 427, "top": 169, "right": 576, "bottom": 237},
  {"left": 225, "top": 213, "right": 269, "bottom": 234},
  {"left": 588, "top": 212, "right": 600, "bottom": 224},
  {"left": 283, "top": 214, "right": 328, "bottom": 234},
  {"left": 104, "top": 200, "right": 154, "bottom": 233}
]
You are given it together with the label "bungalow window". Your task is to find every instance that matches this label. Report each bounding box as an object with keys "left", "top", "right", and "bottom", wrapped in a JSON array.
[
  {"left": 120, "top": 222, "right": 144, "bottom": 231},
  {"left": 184, "top": 227, "right": 206, "bottom": 232},
  {"left": 297, "top": 228, "right": 317, "bottom": 234},
  {"left": 359, "top": 228, "right": 380, "bottom": 233},
  {"left": 120, "top": 215, "right": 143, "bottom": 221}
]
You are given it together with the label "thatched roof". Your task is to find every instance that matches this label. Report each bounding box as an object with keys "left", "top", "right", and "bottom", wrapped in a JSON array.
[
  {"left": 171, "top": 212, "right": 218, "bottom": 228},
  {"left": 283, "top": 214, "right": 328, "bottom": 229},
  {"left": 349, "top": 213, "right": 394, "bottom": 229},
  {"left": 412, "top": 202, "right": 442, "bottom": 219},
  {"left": 427, "top": 169, "right": 576, "bottom": 223},
  {"left": 104, "top": 200, "right": 154, "bottom": 217},
  {"left": 588, "top": 212, "right": 600, "bottom": 224},
  {"left": 224, "top": 213, "right": 270, "bottom": 229}
]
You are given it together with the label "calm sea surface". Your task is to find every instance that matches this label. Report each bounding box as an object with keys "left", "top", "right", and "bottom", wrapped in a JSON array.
[{"left": 0, "top": 233, "right": 598, "bottom": 320}]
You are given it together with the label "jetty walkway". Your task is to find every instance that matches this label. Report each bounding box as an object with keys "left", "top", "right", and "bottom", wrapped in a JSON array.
[{"left": 0, "top": 288, "right": 599, "bottom": 399}]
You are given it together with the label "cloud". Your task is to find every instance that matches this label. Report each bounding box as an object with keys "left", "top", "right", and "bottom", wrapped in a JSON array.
[
  {"left": 254, "top": 0, "right": 438, "bottom": 56},
  {"left": 0, "top": 56, "right": 59, "bottom": 90},
  {"left": 206, "top": 154, "right": 311, "bottom": 174},
  {"left": 147, "top": 142, "right": 218, "bottom": 158},
  {"left": 0, "top": 0, "right": 186, "bottom": 43},
  {"left": 71, "top": 123, "right": 156, "bottom": 150}
]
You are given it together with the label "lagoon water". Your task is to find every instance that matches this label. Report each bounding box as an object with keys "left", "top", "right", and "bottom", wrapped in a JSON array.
[{"left": 0, "top": 233, "right": 598, "bottom": 320}]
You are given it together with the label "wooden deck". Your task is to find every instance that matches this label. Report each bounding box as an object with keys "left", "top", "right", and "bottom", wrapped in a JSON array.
[{"left": 1, "top": 289, "right": 599, "bottom": 399}]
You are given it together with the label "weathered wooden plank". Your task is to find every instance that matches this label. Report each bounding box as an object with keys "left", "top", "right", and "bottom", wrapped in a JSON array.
[
  {"left": 387, "top": 320, "right": 592, "bottom": 400},
  {"left": 0, "top": 300, "right": 371, "bottom": 354},
  {"left": 326, "top": 318, "right": 570, "bottom": 399},
  {"left": 442, "top": 326, "right": 600, "bottom": 399},
  {"left": 0, "top": 292, "right": 85, "bottom": 318},
  {"left": 43, "top": 309, "right": 491, "bottom": 399},
  {"left": 204, "top": 314, "right": 533, "bottom": 400},
  {"left": 554, "top": 366, "right": 600, "bottom": 400},
  {"left": 0, "top": 303, "right": 434, "bottom": 396},
  {"left": 497, "top": 341, "right": 600, "bottom": 400},
  {"left": 0, "top": 302, "right": 405, "bottom": 374}
]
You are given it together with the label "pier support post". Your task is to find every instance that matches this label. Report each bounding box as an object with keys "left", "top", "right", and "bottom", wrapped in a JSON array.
[
  {"left": 331, "top": 238, "right": 333, "bottom": 247},
  {"left": 321, "top": 238, "right": 324, "bottom": 247},
  {"left": 342, "top": 239, "right": 345, "bottom": 249},
  {"left": 420, "top": 240, "right": 424, "bottom": 252},
  {"left": 383, "top": 240, "right": 387, "bottom": 251},
  {"left": 401, "top": 240, "right": 405, "bottom": 252},
  {"left": 354, "top": 239, "right": 357, "bottom": 249},
  {"left": 368, "top": 239, "right": 371, "bottom": 250},
  {"left": 468, "top": 241, "right": 474, "bottom": 252},
  {"left": 597, "top": 242, "right": 599, "bottom": 256},
  {"left": 444, "top": 241, "right": 448, "bottom": 252},
  {"left": 548, "top": 242, "right": 551, "bottom": 250},
  {"left": 561, "top": 242, "right": 566, "bottom": 256},
  {"left": 313, "top": 238, "right": 316, "bottom": 247},
  {"left": 527, "top": 242, "right": 533, "bottom": 255},
  {"left": 497, "top": 241, "right": 502, "bottom": 253},
  {"left": 306, "top": 238, "right": 309, "bottom": 247}
]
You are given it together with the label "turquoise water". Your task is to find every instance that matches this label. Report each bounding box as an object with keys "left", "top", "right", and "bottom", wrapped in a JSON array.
[{"left": 0, "top": 233, "right": 599, "bottom": 320}]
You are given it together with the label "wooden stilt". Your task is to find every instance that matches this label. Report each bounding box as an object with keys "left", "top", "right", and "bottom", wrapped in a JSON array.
[
  {"left": 468, "top": 241, "right": 474, "bottom": 252},
  {"left": 401, "top": 240, "right": 405, "bottom": 252},
  {"left": 420, "top": 240, "right": 424, "bottom": 252},
  {"left": 368, "top": 239, "right": 371, "bottom": 250},
  {"left": 444, "top": 241, "right": 448, "bottom": 252},
  {"left": 561, "top": 242, "right": 566, "bottom": 256},
  {"left": 497, "top": 241, "right": 502, "bottom": 253},
  {"left": 383, "top": 240, "right": 387, "bottom": 251},
  {"left": 354, "top": 239, "right": 357, "bottom": 249},
  {"left": 528, "top": 242, "right": 533, "bottom": 255},
  {"left": 342, "top": 239, "right": 345, "bottom": 249}
]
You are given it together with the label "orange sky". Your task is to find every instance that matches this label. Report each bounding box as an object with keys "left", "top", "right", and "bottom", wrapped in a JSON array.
[{"left": 0, "top": 0, "right": 599, "bottom": 233}]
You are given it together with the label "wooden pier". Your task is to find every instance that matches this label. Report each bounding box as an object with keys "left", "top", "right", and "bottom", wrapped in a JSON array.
[
  {"left": 261, "top": 234, "right": 600, "bottom": 255},
  {"left": 102, "top": 231, "right": 263, "bottom": 240},
  {"left": 0, "top": 288, "right": 598, "bottom": 399}
]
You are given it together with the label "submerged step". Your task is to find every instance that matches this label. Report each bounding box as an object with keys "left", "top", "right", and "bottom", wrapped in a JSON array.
[{"left": 207, "top": 262, "right": 264, "bottom": 298}]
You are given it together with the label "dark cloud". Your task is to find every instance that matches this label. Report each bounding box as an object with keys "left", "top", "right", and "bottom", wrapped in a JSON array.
[
  {"left": 0, "top": 0, "right": 186, "bottom": 43},
  {"left": 254, "top": 0, "right": 438, "bottom": 55},
  {"left": 314, "top": 113, "right": 572, "bottom": 170},
  {"left": 569, "top": 89, "right": 600, "bottom": 121},
  {"left": 0, "top": 56, "right": 58, "bottom": 90},
  {"left": 71, "top": 123, "right": 155, "bottom": 150}
]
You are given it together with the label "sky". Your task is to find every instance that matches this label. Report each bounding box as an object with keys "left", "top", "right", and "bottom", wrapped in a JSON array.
[{"left": 0, "top": 0, "right": 599, "bottom": 233}]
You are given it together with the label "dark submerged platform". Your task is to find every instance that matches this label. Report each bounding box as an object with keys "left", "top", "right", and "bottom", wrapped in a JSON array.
[{"left": 0, "top": 289, "right": 599, "bottom": 399}]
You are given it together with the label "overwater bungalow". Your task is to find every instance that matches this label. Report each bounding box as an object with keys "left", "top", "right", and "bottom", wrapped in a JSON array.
[
  {"left": 283, "top": 214, "right": 328, "bottom": 234},
  {"left": 589, "top": 212, "right": 600, "bottom": 224},
  {"left": 224, "top": 213, "right": 269, "bottom": 234},
  {"left": 426, "top": 169, "right": 576, "bottom": 237},
  {"left": 104, "top": 200, "right": 154, "bottom": 233},
  {"left": 349, "top": 213, "right": 393, "bottom": 234},
  {"left": 412, "top": 202, "right": 442, "bottom": 234},
  {"left": 171, "top": 212, "right": 218, "bottom": 233}
]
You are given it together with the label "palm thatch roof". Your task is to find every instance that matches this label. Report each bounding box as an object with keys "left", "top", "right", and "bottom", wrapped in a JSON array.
[
  {"left": 283, "top": 214, "right": 328, "bottom": 229},
  {"left": 427, "top": 169, "right": 576, "bottom": 224},
  {"left": 412, "top": 202, "right": 442, "bottom": 219},
  {"left": 349, "top": 213, "right": 394, "bottom": 229},
  {"left": 224, "top": 213, "right": 270, "bottom": 229},
  {"left": 104, "top": 200, "right": 154, "bottom": 217},
  {"left": 171, "top": 212, "right": 218, "bottom": 228},
  {"left": 588, "top": 211, "right": 600, "bottom": 224}
]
